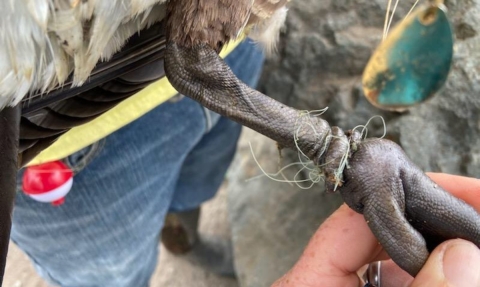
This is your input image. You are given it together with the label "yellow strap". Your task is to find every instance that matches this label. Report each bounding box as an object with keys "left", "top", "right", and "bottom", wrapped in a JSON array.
[{"left": 28, "top": 40, "right": 242, "bottom": 166}]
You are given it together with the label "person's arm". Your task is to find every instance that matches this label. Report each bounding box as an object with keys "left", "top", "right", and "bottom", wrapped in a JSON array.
[{"left": 272, "top": 173, "right": 480, "bottom": 287}]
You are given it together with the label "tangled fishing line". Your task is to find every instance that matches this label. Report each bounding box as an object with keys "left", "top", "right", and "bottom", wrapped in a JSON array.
[
  {"left": 248, "top": 109, "right": 387, "bottom": 191},
  {"left": 248, "top": 0, "right": 427, "bottom": 190}
]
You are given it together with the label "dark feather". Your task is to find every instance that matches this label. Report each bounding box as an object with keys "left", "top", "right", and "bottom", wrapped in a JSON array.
[{"left": 19, "top": 21, "right": 167, "bottom": 166}]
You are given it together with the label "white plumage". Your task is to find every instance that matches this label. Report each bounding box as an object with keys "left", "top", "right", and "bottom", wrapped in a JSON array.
[
  {"left": 1, "top": 0, "right": 167, "bottom": 108},
  {"left": 0, "top": 0, "right": 287, "bottom": 109},
  {"left": 249, "top": 6, "right": 288, "bottom": 54}
]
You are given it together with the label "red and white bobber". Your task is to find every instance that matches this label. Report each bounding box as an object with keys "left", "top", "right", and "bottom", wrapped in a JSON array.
[{"left": 22, "top": 161, "right": 74, "bottom": 206}]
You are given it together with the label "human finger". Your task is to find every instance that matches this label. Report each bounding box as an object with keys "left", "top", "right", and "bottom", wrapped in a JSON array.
[
  {"left": 427, "top": 173, "right": 480, "bottom": 210},
  {"left": 411, "top": 239, "right": 480, "bottom": 286},
  {"left": 271, "top": 204, "right": 388, "bottom": 287}
]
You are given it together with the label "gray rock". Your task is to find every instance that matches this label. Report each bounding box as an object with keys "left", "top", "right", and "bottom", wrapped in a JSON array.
[
  {"left": 259, "top": 0, "right": 480, "bottom": 174},
  {"left": 228, "top": 129, "right": 342, "bottom": 287},
  {"left": 230, "top": 1, "right": 480, "bottom": 286}
]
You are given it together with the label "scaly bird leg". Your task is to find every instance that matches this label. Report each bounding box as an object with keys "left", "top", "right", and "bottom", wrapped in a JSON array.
[
  {"left": 341, "top": 139, "right": 480, "bottom": 275},
  {"left": 164, "top": 0, "right": 480, "bottom": 277}
]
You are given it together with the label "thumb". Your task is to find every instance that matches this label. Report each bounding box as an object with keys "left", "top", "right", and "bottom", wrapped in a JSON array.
[{"left": 411, "top": 239, "right": 480, "bottom": 287}]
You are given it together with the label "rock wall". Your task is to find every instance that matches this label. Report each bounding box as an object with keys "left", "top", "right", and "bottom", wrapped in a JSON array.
[{"left": 259, "top": 0, "right": 480, "bottom": 175}]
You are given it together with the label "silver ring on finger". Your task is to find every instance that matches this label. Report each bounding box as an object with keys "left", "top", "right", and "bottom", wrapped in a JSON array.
[{"left": 362, "top": 261, "right": 381, "bottom": 287}]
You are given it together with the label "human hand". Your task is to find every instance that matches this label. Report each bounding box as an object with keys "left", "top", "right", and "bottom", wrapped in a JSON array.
[{"left": 271, "top": 173, "right": 480, "bottom": 287}]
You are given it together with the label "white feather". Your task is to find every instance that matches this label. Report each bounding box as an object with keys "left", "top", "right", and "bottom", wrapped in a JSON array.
[
  {"left": 0, "top": 0, "right": 287, "bottom": 109},
  {"left": 0, "top": 0, "right": 167, "bottom": 109},
  {"left": 0, "top": 0, "right": 52, "bottom": 106},
  {"left": 249, "top": 6, "right": 288, "bottom": 54}
]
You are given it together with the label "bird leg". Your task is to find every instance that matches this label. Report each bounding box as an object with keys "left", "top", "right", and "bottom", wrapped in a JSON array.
[
  {"left": 165, "top": 39, "right": 480, "bottom": 277},
  {"left": 164, "top": 0, "right": 480, "bottom": 278},
  {"left": 340, "top": 138, "right": 480, "bottom": 276}
]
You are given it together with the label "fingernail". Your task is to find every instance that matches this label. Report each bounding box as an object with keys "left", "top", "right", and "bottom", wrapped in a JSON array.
[{"left": 443, "top": 242, "right": 480, "bottom": 286}]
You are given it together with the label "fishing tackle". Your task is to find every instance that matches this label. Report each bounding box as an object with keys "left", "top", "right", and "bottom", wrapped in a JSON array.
[{"left": 362, "top": 1, "right": 453, "bottom": 111}]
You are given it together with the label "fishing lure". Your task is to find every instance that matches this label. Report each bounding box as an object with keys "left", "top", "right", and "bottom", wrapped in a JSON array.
[{"left": 362, "top": 1, "right": 453, "bottom": 111}]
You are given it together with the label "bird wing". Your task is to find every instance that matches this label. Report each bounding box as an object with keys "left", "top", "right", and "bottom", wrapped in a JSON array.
[
  {"left": 19, "top": 21, "right": 167, "bottom": 166},
  {"left": 1, "top": 0, "right": 167, "bottom": 108}
]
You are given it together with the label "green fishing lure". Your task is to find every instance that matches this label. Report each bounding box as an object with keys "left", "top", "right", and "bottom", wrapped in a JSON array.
[{"left": 362, "top": 2, "right": 453, "bottom": 111}]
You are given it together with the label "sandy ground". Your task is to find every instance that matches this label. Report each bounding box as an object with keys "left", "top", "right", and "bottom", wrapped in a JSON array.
[{"left": 3, "top": 184, "right": 238, "bottom": 287}]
